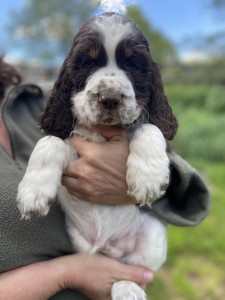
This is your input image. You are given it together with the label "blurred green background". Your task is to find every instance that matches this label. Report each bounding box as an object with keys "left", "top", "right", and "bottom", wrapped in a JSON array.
[{"left": 1, "top": 0, "right": 224, "bottom": 299}]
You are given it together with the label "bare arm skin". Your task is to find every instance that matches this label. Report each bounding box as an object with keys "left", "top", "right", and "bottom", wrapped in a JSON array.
[{"left": 0, "top": 253, "right": 153, "bottom": 300}]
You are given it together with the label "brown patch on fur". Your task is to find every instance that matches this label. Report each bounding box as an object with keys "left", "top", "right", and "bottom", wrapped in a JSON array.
[
  {"left": 89, "top": 47, "right": 100, "bottom": 59},
  {"left": 125, "top": 48, "right": 133, "bottom": 58}
]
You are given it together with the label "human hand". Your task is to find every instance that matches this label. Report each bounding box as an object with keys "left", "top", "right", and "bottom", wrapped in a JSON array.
[
  {"left": 58, "top": 253, "right": 153, "bottom": 300},
  {"left": 62, "top": 125, "right": 136, "bottom": 205},
  {"left": 0, "top": 253, "right": 152, "bottom": 300}
]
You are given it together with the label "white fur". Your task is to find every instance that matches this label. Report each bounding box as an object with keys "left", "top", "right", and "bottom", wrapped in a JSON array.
[
  {"left": 72, "top": 15, "right": 142, "bottom": 128},
  {"left": 95, "top": 14, "right": 133, "bottom": 61},
  {"left": 127, "top": 124, "right": 170, "bottom": 205},
  {"left": 72, "top": 67, "right": 140, "bottom": 127},
  {"left": 17, "top": 15, "right": 170, "bottom": 299},
  {"left": 17, "top": 136, "right": 74, "bottom": 217},
  {"left": 17, "top": 125, "right": 168, "bottom": 300},
  {"left": 112, "top": 281, "right": 147, "bottom": 300}
]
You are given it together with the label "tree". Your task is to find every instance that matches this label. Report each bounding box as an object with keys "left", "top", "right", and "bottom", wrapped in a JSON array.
[
  {"left": 210, "top": 0, "right": 225, "bottom": 7},
  {"left": 126, "top": 6, "right": 177, "bottom": 65},
  {"left": 178, "top": 0, "right": 225, "bottom": 60},
  {"left": 7, "top": 0, "right": 97, "bottom": 65},
  {"left": 204, "top": 0, "right": 225, "bottom": 57},
  {"left": 7, "top": 1, "right": 176, "bottom": 66}
]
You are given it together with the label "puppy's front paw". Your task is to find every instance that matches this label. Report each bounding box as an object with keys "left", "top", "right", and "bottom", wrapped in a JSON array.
[
  {"left": 126, "top": 124, "right": 170, "bottom": 206},
  {"left": 112, "top": 281, "right": 147, "bottom": 300},
  {"left": 17, "top": 175, "right": 55, "bottom": 219},
  {"left": 126, "top": 153, "right": 169, "bottom": 206},
  {"left": 16, "top": 136, "right": 72, "bottom": 219}
]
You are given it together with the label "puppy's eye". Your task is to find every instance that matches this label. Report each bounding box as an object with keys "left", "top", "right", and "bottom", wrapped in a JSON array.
[
  {"left": 82, "top": 58, "right": 95, "bottom": 68},
  {"left": 125, "top": 59, "right": 140, "bottom": 69}
]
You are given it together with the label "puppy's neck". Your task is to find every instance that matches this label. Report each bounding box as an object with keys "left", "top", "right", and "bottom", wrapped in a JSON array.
[{"left": 71, "top": 124, "right": 106, "bottom": 143}]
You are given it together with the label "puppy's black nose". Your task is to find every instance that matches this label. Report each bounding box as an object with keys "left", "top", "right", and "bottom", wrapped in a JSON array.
[{"left": 98, "top": 93, "right": 122, "bottom": 110}]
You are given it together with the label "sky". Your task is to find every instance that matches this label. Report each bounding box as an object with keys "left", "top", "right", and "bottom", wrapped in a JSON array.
[{"left": 0, "top": 0, "right": 223, "bottom": 62}]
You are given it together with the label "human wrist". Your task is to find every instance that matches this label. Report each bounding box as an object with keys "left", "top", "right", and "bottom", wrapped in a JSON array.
[
  {"left": 37, "top": 258, "right": 69, "bottom": 296},
  {"left": 0, "top": 258, "right": 73, "bottom": 300},
  {"left": 35, "top": 255, "right": 77, "bottom": 295},
  {"left": 52, "top": 254, "right": 82, "bottom": 291}
]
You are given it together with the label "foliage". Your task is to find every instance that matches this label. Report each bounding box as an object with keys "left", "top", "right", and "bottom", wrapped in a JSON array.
[
  {"left": 162, "top": 58, "right": 225, "bottom": 85},
  {"left": 178, "top": 1, "right": 225, "bottom": 62},
  {"left": 148, "top": 85, "right": 225, "bottom": 299},
  {"left": 7, "top": 1, "right": 176, "bottom": 66},
  {"left": 206, "top": 85, "right": 225, "bottom": 113},
  {"left": 165, "top": 84, "right": 208, "bottom": 108},
  {"left": 174, "top": 109, "right": 225, "bottom": 161},
  {"left": 7, "top": 0, "right": 98, "bottom": 64},
  {"left": 147, "top": 161, "right": 225, "bottom": 299},
  {"left": 126, "top": 6, "right": 176, "bottom": 65},
  {"left": 210, "top": 0, "right": 225, "bottom": 8},
  {"left": 165, "top": 84, "right": 225, "bottom": 162}
]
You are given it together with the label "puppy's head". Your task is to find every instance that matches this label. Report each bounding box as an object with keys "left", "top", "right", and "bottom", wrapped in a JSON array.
[{"left": 40, "top": 12, "right": 178, "bottom": 140}]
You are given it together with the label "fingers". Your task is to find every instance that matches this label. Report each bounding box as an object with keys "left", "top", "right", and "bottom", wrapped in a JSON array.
[
  {"left": 62, "top": 174, "right": 94, "bottom": 201},
  {"left": 62, "top": 175, "right": 78, "bottom": 190},
  {"left": 63, "top": 158, "right": 81, "bottom": 177},
  {"left": 140, "top": 283, "right": 147, "bottom": 290},
  {"left": 69, "top": 126, "right": 129, "bottom": 156},
  {"left": 69, "top": 135, "right": 92, "bottom": 157},
  {"left": 90, "top": 125, "right": 128, "bottom": 141},
  {"left": 122, "top": 265, "right": 154, "bottom": 285}
]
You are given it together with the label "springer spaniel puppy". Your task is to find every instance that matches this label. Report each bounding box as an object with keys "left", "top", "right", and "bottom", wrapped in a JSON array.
[{"left": 17, "top": 12, "right": 178, "bottom": 300}]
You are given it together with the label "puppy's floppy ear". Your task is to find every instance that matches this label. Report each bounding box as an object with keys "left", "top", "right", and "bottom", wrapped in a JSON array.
[
  {"left": 147, "top": 61, "right": 178, "bottom": 140},
  {"left": 39, "top": 57, "right": 76, "bottom": 140}
]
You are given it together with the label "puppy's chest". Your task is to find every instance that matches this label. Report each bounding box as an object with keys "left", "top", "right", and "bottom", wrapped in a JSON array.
[
  {"left": 71, "top": 126, "right": 107, "bottom": 143},
  {"left": 71, "top": 125, "right": 134, "bottom": 143},
  {"left": 61, "top": 189, "right": 141, "bottom": 238}
]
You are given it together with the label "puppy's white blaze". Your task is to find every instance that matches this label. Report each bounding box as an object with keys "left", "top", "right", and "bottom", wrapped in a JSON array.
[
  {"left": 95, "top": 15, "right": 132, "bottom": 63},
  {"left": 72, "top": 16, "right": 141, "bottom": 128}
]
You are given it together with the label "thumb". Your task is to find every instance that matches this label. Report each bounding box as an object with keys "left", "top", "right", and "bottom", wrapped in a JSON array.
[
  {"left": 124, "top": 265, "right": 154, "bottom": 285},
  {"left": 90, "top": 125, "right": 128, "bottom": 141}
]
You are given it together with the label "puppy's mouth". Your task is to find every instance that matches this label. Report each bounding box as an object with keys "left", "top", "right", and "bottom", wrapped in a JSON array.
[{"left": 95, "top": 106, "right": 140, "bottom": 126}]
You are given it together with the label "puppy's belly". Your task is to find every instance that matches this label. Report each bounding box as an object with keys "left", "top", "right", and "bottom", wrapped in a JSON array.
[
  {"left": 58, "top": 186, "right": 143, "bottom": 256},
  {"left": 99, "top": 233, "right": 138, "bottom": 258}
]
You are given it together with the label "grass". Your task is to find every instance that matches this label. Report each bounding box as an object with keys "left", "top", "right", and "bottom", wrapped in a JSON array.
[
  {"left": 145, "top": 84, "right": 225, "bottom": 299},
  {"left": 147, "top": 161, "right": 225, "bottom": 299},
  {"left": 165, "top": 84, "right": 225, "bottom": 162}
]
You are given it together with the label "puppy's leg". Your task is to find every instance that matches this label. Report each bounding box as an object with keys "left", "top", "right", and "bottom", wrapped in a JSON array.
[
  {"left": 112, "top": 213, "right": 167, "bottom": 300},
  {"left": 17, "top": 136, "right": 74, "bottom": 218},
  {"left": 122, "top": 213, "right": 167, "bottom": 271},
  {"left": 127, "top": 124, "right": 170, "bottom": 206},
  {"left": 112, "top": 281, "right": 147, "bottom": 300}
]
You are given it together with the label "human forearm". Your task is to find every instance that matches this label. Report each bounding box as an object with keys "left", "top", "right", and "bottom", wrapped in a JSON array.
[
  {"left": 0, "top": 253, "right": 153, "bottom": 300},
  {"left": 152, "top": 151, "right": 210, "bottom": 226},
  {"left": 0, "top": 258, "right": 66, "bottom": 300}
]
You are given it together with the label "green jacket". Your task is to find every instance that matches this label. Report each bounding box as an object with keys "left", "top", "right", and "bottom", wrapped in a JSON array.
[{"left": 0, "top": 83, "right": 210, "bottom": 299}]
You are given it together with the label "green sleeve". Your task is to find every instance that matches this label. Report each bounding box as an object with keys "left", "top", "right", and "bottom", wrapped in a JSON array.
[{"left": 151, "top": 151, "right": 210, "bottom": 226}]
